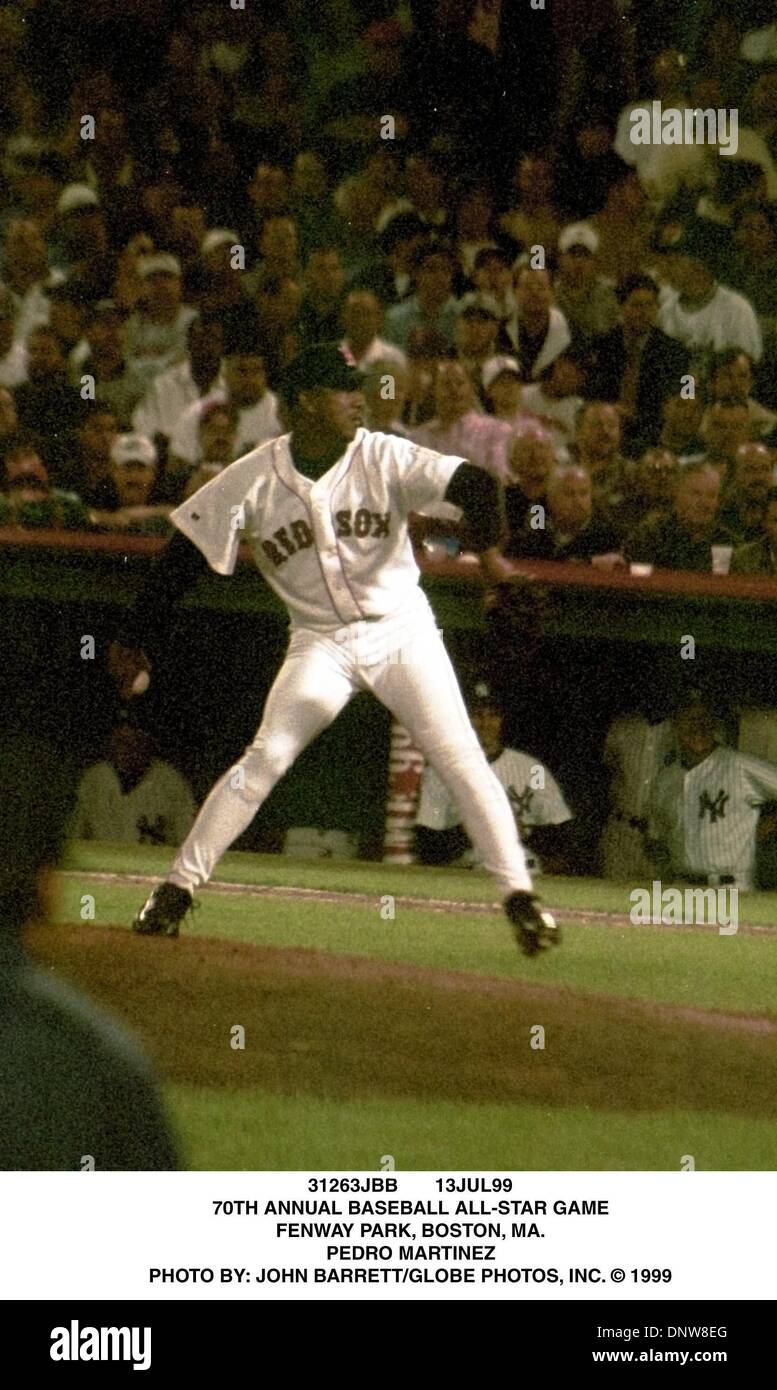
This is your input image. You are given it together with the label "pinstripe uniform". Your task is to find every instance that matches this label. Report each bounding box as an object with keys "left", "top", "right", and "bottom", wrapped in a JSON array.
[
  {"left": 416, "top": 749, "right": 572, "bottom": 873},
  {"left": 600, "top": 714, "right": 676, "bottom": 879},
  {"left": 648, "top": 746, "right": 777, "bottom": 889}
]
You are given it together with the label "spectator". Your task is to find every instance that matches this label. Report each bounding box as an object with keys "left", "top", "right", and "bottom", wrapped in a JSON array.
[
  {"left": 520, "top": 350, "right": 587, "bottom": 449},
  {"left": 659, "top": 390, "right": 706, "bottom": 460},
  {"left": 340, "top": 288, "right": 406, "bottom": 372},
  {"left": 0, "top": 216, "right": 59, "bottom": 343},
  {"left": 47, "top": 283, "right": 88, "bottom": 372},
  {"left": 700, "top": 397, "right": 754, "bottom": 479},
  {"left": 194, "top": 228, "right": 245, "bottom": 316},
  {"left": 254, "top": 276, "right": 302, "bottom": 375},
  {"left": 508, "top": 463, "right": 624, "bottom": 565},
  {"left": 377, "top": 150, "right": 450, "bottom": 236},
  {"left": 730, "top": 485, "right": 777, "bottom": 575},
  {"left": 482, "top": 355, "right": 524, "bottom": 427},
  {"left": 500, "top": 153, "right": 561, "bottom": 254},
  {"left": 0, "top": 386, "right": 19, "bottom": 442},
  {"left": 502, "top": 425, "right": 556, "bottom": 556},
  {"left": 384, "top": 243, "right": 460, "bottom": 353},
  {"left": 71, "top": 716, "right": 196, "bottom": 847},
  {"left": 727, "top": 202, "right": 777, "bottom": 318},
  {"left": 12, "top": 325, "right": 82, "bottom": 465},
  {"left": 574, "top": 400, "right": 630, "bottom": 509},
  {"left": 719, "top": 441, "right": 775, "bottom": 543},
  {"left": 454, "top": 181, "right": 499, "bottom": 276},
  {"left": 57, "top": 401, "right": 119, "bottom": 509},
  {"left": 183, "top": 402, "right": 239, "bottom": 499},
  {"left": 367, "top": 211, "right": 427, "bottom": 307},
  {"left": 554, "top": 221, "right": 619, "bottom": 346},
  {"left": 647, "top": 694, "right": 777, "bottom": 891},
  {"left": 91, "top": 433, "right": 171, "bottom": 535},
  {"left": 0, "top": 433, "right": 90, "bottom": 531},
  {"left": 590, "top": 273, "right": 690, "bottom": 449},
  {"left": 464, "top": 246, "right": 516, "bottom": 342},
  {"left": 415, "top": 682, "right": 574, "bottom": 875},
  {"left": 705, "top": 348, "right": 777, "bottom": 441},
  {"left": 506, "top": 266, "right": 571, "bottom": 381},
  {"left": 625, "top": 459, "right": 736, "bottom": 572},
  {"left": 246, "top": 214, "right": 301, "bottom": 294},
  {"left": 658, "top": 220, "right": 763, "bottom": 374},
  {"left": 362, "top": 359, "right": 409, "bottom": 437},
  {"left": 76, "top": 300, "right": 142, "bottom": 425},
  {"left": 124, "top": 253, "right": 196, "bottom": 391},
  {"left": 454, "top": 303, "right": 500, "bottom": 396},
  {"left": 169, "top": 321, "right": 281, "bottom": 474},
  {"left": 55, "top": 184, "right": 114, "bottom": 302},
  {"left": 410, "top": 358, "right": 511, "bottom": 480},
  {"left": 298, "top": 245, "right": 346, "bottom": 344},
  {"left": 133, "top": 314, "right": 225, "bottom": 446},
  {"left": 0, "top": 288, "right": 26, "bottom": 387},
  {"left": 401, "top": 328, "right": 448, "bottom": 428},
  {"left": 610, "top": 447, "right": 679, "bottom": 540}
]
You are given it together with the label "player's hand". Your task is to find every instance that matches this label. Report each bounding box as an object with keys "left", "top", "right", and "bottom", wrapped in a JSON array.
[
  {"left": 480, "top": 547, "right": 519, "bottom": 586},
  {"left": 108, "top": 641, "right": 151, "bottom": 698}
]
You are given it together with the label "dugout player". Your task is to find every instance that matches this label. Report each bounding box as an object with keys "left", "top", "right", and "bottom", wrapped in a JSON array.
[
  {"left": 415, "top": 681, "right": 574, "bottom": 874},
  {"left": 647, "top": 694, "right": 777, "bottom": 890},
  {"left": 110, "top": 342, "right": 558, "bottom": 956}
]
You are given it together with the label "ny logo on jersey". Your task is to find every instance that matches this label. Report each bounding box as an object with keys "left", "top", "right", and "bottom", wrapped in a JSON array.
[
  {"left": 508, "top": 785, "right": 534, "bottom": 820},
  {"left": 699, "top": 788, "right": 729, "bottom": 824},
  {"left": 261, "top": 510, "right": 391, "bottom": 567}
]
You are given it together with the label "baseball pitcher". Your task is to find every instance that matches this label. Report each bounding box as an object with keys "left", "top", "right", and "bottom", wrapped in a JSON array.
[{"left": 110, "top": 342, "right": 558, "bottom": 956}]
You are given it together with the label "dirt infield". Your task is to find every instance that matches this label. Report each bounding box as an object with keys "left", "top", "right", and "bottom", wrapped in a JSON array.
[{"left": 29, "top": 923, "right": 777, "bottom": 1120}]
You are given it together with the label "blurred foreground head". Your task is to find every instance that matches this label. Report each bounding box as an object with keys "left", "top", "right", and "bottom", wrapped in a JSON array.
[{"left": 0, "top": 736, "right": 77, "bottom": 947}]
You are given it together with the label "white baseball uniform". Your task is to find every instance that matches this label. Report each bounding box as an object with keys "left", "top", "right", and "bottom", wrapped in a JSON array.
[
  {"left": 648, "top": 745, "right": 777, "bottom": 889},
  {"left": 163, "top": 428, "right": 534, "bottom": 897},
  {"left": 600, "top": 714, "right": 676, "bottom": 879},
  {"left": 417, "top": 748, "right": 571, "bottom": 873},
  {"left": 71, "top": 759, "right": 196, "bottom": 846}
]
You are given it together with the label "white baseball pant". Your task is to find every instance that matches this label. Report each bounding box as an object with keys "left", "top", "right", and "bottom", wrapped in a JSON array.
[{"left": 168, "top": 601, "right": 533, "bottom": 898}]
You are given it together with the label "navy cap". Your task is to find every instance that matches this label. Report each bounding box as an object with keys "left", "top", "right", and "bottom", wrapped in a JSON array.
[{"left": 280, "top": 342, "right": 364, "bottom": 402}]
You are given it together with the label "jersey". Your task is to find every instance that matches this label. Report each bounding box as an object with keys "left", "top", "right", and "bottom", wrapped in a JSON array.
[
  {"left": 417, "top": 748, "right": 571, "bottom": 872},
  {"left": 600, "top": 715, "right": 676, "bottom": 880},
  {"left": 169, "top": 429, "right": 466, "bottom": 632},
  {"left": 71, "top": 760, "right": 196, "bottom": 846},
  {"left": 648, "top": 745, "right": 777, "bottom": 889}
]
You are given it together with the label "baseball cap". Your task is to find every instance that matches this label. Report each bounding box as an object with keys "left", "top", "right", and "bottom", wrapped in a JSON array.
[
  {"left": 280, "top": 342, "right": 365, "bottom": 402},
  {"left": 138, "top": 253, "right": 182, "bottom": 279},
  {"left": 57, "top": 183, "right": 100, "bottom": 217},
  {"left": 482, "top": 355, "right": 521, "bottom": 391},
  {"left": 200, "top": 228, "right": 239, "bottom": 257},
  {"left": 558, "top": 221, "right": 600, "bottom": 255},
  {"left": 110, "top": 433, "right": 157, "bottom": 468}
]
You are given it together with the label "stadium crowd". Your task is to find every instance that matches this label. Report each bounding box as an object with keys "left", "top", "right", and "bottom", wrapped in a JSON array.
[{"left": 3, "top": 0, "right": 777, "bottom": 879}]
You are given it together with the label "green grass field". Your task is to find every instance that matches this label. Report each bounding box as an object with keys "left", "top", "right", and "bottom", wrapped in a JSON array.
[{"left": 39, "top": 843, "right": 777, "bottom": 1171}]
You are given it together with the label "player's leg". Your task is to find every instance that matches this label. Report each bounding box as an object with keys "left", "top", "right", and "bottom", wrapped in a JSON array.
[
  {"left": 367, "top": 620, "right": 558, "bottom": 955},
  {"left": 133, "top": 635, "right": 356, "bottom": 934}
]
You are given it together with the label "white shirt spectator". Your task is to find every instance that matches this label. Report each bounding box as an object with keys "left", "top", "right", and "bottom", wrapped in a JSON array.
[
  {"left": 133, "top": 359, "right": 224, "bottom": 442},
  {"left": 519, "top": 384, "right": 582, "bottom": 449},
  {"left": 659, "top": 284, "right": 763, "bottom": 363},
  {"left": 171, "top": 388, "right": 282, "bottom": 465},
  {"left": 417, "top": 748, "right": 571, "bottom": 873},
  {"left": 342, "top": 335, "right": 407, "bottom": 373},
  {"left": 71, "top": 759, "right": 196, "bottom": 846},
  {"left": 505, "top": 305, "right": 571, "bottom": 379},
  {"left": 0, "top": 339, "right": 27, "bottom": 387}
]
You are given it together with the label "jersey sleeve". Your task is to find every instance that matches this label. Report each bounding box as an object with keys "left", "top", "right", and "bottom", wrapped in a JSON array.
[
  {"left": 531, "top": 769, "right": 573, "bottom": 826},
  {"left": 169, "top": 451, "right": 265, "bottom": 575},
  {"left": 391, "top": 438, "right": 467, "bottom": 515},
  {"left": 741, "top": 752, "right": 777, "bottom": 804},
  {"left": 415, "top": 762, "right": 461, "bottom": 831}
]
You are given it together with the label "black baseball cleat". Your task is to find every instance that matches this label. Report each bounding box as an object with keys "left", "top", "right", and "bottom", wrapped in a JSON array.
[
  {"left": 132, "top": 882, "right": 193, "bottom": 938},
  {"left": 504, "top": 891, "right": 560, "bottom": 958}
]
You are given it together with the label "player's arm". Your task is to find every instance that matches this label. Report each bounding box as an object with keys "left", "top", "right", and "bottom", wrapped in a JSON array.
[
  {"left": 108, "top": 530, "right": 211, "bottom": 697},
  {"left": 443, "top": 462, "right": 511, "bottom": 581}
]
